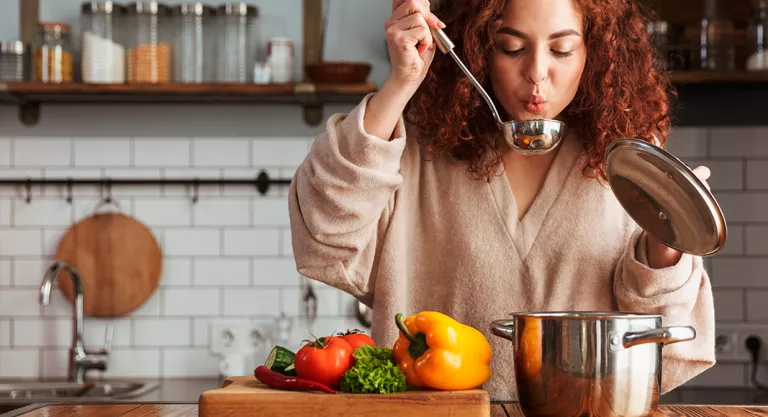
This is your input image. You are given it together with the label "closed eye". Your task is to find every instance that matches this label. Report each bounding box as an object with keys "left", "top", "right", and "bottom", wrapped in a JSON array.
[
  {"left": 502, "top": 48, "right": 524, "bottom": 56},
  {"left": 502, "top": 48, "right": 574, "bottom": 58}
]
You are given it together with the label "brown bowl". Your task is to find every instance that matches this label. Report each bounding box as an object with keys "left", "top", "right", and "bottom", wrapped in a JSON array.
[{"left": 305, "top": 62, "right": 372, "bottom": 83}]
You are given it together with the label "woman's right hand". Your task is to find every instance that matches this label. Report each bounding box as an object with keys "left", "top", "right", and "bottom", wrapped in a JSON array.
[
  {"left": 362, "top": 0, "right": 445, "bottom": 140},
  {"left": 385, "top": 0, "right": 446, "bottom": 93}
]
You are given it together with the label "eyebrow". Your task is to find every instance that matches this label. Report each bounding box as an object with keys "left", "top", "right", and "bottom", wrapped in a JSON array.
[{"left": 498, "top": 27, "right": 582, "bottom": 40}]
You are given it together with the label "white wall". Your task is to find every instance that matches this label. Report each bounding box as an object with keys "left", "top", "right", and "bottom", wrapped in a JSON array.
[{"left": 0, "top": 0, "right": 767, "bottom": 392}]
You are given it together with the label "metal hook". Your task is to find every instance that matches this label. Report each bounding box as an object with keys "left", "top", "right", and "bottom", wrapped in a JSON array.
[
  {"left": 66, "top": 178, "right": 73, "bottom": 204},
  {"left": 93, "top": 177, "right": 121, "bottom": 214},
  {"left": 101, "top": 177, "right": 112, "bottom": 204},
  {"left": 25, "top": 177, "right": 32, "bottom": 204},
  {"left": 192, "top": 178, "right": 200, "bottom": 204}
]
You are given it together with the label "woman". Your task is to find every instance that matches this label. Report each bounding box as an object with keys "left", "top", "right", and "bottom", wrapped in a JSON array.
[{"left": 288, "top": 0, "right": 715, "bottom": 401}]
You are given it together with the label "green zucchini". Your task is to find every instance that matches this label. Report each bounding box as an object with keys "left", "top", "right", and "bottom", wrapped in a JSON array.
[{"left": 265, "top": 346, "right": 296, "bottom": 375}]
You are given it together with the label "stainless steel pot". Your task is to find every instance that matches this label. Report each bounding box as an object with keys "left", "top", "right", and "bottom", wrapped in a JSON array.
[{"left": 490, "top": 312, "right": 696, "bottom": 417}]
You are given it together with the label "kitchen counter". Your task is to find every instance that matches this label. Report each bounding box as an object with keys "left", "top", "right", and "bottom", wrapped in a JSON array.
[
  {"left": 3, "top": 402, "right": 768, "bottom": 416},
  {"left": 2, "top": 378, "right": 768, "bottom": 416}
]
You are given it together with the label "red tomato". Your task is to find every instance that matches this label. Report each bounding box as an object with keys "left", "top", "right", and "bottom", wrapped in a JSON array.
[
  {"left": 336, "top": 330, "right": 376, "bottom": 350},
  {"left": 294, "top": 336, "right": 354, "bottom": 389}
]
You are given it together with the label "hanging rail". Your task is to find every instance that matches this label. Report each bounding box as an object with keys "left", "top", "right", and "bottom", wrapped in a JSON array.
[{"left": 0, "top": 170, "right": 293, "bottom": 203}]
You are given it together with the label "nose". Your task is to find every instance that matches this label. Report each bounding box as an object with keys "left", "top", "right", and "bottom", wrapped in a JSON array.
[{"left": 524, "top": 49, "right": 548, "bottom": 85}]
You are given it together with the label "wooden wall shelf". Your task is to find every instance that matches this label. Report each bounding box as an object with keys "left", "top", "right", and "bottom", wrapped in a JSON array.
[
  {"left": 5, "top": 0, "right": 367, "bottom": 127},
  {"left": 669, "top": 71, "right": 768, "bottom": 84},
  {"left": 0, "top": 82, "right": 377, "bottom": 126}
]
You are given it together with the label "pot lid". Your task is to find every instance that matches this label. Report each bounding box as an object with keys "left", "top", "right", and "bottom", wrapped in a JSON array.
[{"left": 604, "top": 138, "right": 727, "bottom": 256}]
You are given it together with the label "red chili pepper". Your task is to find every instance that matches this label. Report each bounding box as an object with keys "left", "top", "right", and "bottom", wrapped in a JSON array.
[{"left": 254, "top": 366, "right": 337, "bottom": 394}]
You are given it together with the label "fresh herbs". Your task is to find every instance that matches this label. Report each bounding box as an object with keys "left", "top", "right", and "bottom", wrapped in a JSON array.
[{"left": 339, "top": 345, "right": 407, "bottom": 394}]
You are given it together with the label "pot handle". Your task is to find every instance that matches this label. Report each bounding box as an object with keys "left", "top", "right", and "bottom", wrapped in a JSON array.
[
  {"left": 612, "top": 326, "right": 696, "bottom": 351},
  {"left": 489, "top": 320, "right": 515, "bottom": 342}
]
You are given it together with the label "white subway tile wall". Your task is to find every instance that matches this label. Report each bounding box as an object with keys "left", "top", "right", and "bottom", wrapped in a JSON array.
[
  {"left": 664, "top": 127, "right": 768, "bottom": 388},
  {"left": 0, "top": 127, "right": 764, "bottom": 392},
  {"left": 0, "top": 135, "right": 340, "bottom": 380}
]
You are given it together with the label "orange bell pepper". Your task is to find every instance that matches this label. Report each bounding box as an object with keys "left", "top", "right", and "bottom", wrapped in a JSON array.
[{"left": 392, "top": 311, "right": 492, "bottom": 391}]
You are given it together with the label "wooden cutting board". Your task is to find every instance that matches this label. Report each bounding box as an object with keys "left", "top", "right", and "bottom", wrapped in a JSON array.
[
  {"left": 54, "top": 210, "right": 162, "bottom": 317},
  {"left": 198, "top": 376, "right": 491, "bottom": 417}
]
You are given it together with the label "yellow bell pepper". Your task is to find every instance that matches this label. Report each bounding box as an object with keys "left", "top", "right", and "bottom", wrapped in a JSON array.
[{"left": 392, "top": 311, "right": 492, "bottom": 391}]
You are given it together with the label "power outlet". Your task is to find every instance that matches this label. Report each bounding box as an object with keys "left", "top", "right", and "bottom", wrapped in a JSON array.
[
  {"left": 715, "top": 328, "right": 739, "bottom": 361},
  {"left": 247, "top": 316, "right": 296, "bottom": 365},
  {"left": 210, "top": 319, "right": 252, "bottom": 356},
  {"left": 715, "top": 324, "right": 768, "bottom": 363}
]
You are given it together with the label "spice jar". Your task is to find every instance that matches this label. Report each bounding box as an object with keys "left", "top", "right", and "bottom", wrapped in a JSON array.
[
  {"left": 34, "top": 22, "right": 74, "bottom": 83},
  {"left": 0, "top": 41, "right": 26, "bottom": 81},
  {"left": 172, "top": 2, "right": 216, "bottom": 83},
  {"left": 81, "top": 1, "right": 127, "bottom": 83},
  {"left": 215, "top": 3, "right": 259, "bottom": 82},
  {"left": 267, "top": 38, "right": 294, "bottom": 83},
  {"left": 126, "top": 1, "right": 172, "bottom": 83}
]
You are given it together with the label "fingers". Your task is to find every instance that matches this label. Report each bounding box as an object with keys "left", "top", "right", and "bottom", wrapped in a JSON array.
[
  {"left": 692, "top": 165, "right": 712, "bottom": 190},
  {"left": 422, "top": 38, "right": 438, "bottom": 65},
  {"left": 388, "top": 0, "right": 445, "bottom": 31},
  {"left": 692, "top": 165, "right": 711, "bottom": 181},
  {"left": 388, "top": 13, "right": 434, "bottom": 53},
  {"left": 392, "top": 0, "right": 406, "bottom": 13}
]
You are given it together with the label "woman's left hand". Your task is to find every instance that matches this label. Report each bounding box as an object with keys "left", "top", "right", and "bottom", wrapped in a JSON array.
[{"left": 646, "top": 165, "right": 712, "bottom": 269}]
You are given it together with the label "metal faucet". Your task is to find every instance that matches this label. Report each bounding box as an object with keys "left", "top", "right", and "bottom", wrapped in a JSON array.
[{"left": 39, "top": 261, "right": 113, "bottom": 384}]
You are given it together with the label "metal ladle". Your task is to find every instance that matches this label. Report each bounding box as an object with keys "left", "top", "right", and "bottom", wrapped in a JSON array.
[{"left": 430, "top": 28, "right": 566, "bottom": 155}]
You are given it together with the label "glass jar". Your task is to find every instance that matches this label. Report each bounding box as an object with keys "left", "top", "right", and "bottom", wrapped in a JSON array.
[
  {"left": 81, "top": 1, "right": 127, "bottom": 84},
  {"left": 747, "top": 0, "right": 768, "bottom": 71},
  {"left": 34, "top": 22, "right": 74, "bottom": 83},
  {"left": 172, "top": 2, "right": 216, "bottom": 83},
  {"left": 688, "top": 0, "right": 736, "bottom": 71},
  {"left": 267, "top": 37, "right": 294, "bottom": 83},
  {"left": 126, "top": 1, "right": 172, "bottom": 83},
  {"left": 0, "top": 41, "right": 26, "bottom": 81},
  {"left": 215, "top": 3, "right": 259, "bottom": 83}
]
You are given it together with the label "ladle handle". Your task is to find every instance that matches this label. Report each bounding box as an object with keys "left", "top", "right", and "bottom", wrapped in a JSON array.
[
  {"left": 430, "top": 28, "right": 504, "bottom": 127},
  {"left": 431, "top": 28, "right": 454, "bottom": 54}
]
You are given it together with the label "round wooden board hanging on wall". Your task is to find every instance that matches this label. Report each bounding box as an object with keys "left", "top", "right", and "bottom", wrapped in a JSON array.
[{"left": 54, "top": 209, "right": 163, "bottom": 317}]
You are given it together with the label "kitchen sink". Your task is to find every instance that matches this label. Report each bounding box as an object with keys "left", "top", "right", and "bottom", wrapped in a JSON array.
[
  {"left": 0, "top": 379, "right": 160, "bottom": 414},
  {"left": 0, "top": 380, "right": 158, "bottom": 401}
]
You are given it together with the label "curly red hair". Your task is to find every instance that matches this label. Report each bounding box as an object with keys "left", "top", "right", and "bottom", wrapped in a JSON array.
[{"left": 404, "top": 0, "right": 675, "bottom": 181}]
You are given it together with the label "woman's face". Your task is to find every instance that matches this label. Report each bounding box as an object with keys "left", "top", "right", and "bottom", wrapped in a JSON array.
[{"left": 489, "top": 0, "right": 587, "bottom": 122}]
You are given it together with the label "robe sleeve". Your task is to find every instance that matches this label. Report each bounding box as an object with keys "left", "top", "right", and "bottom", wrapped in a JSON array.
[
  {"left": 613, "top": 228, "right": 716, "bottom": 394},
  {"left": 288, "top": 93, "right": 407, "bottom": 306}
]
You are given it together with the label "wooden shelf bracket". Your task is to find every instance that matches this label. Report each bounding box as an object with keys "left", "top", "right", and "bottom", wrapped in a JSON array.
[
  {"left": 302, "top": 0, "right": 325, "bottom": 125},
  {"left": 18, "top": 0, "right": 39, "bottom": 126}
]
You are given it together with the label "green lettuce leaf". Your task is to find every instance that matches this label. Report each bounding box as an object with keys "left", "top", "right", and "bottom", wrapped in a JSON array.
[{"left": 339, "top": 345, "right": 407, "bottom": 394}]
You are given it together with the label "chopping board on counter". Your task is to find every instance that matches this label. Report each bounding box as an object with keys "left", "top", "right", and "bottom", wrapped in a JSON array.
[{"left": 198, "top": 376, "right": 491, "bottom": 417}]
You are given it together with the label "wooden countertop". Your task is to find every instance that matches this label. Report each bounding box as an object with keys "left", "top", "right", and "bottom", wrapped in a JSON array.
[{"left": 4, "top": 403, "right": 768, "bottom": 416}]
